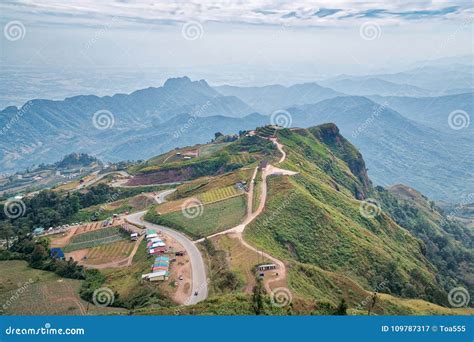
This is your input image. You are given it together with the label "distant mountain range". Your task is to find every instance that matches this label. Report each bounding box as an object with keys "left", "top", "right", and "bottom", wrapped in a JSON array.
[
  {"left": 284, "top": 96, "right": 473, "bottom": 202},
  {"left": 0, "top": 76, "right": 472, "bottom": 202},
  {"left": 215, "top": 82, "right": 343, "bottom": 114},
  {"left": 318, "top": 77, "right": 431, "bottom": 97},
  {"left": 369, "top": 92, "right": 473, "bottom": 133}
]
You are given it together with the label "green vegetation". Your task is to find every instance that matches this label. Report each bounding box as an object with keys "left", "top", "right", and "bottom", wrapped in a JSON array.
[
  {"left": 244, "top": 126, "right": 457, "bottom": 309},
  {"left": 199, "top": 142, "right": 231, "bottom": 157},
  {"left": 146, "top": 195, "right": 246, "bottom": 239},
  {"left": 199, "top": 185, "right": 242, "bottom": 203},
  {"left": 130, "top": 135, "right": 276, "bottom": 186},
  {"left": 255, "top": 125, "right": 277, "bottom": 138},
  {"left": 375, "top": 185, "right": 474, "bottom": 297},
  {"left": 55, "top": 152, "right": 100, "bottom": 169},
  {"left": 200, "top": 238, "right": 242, "bottom": 295},
  {"left": 63, "top": 226, "right": 127, "bottom": 252},
  {"left": 2, "top": 234, "right": 85, "bottom": 279},
  {"left": 0, "top": 260, "right": 120, "bottom": 315},
  {"left": 171, "top": 168, "right": 253, "bottom": 200},
  {"left": 0, "top": 183, "right": 169, "bottom": 234}
]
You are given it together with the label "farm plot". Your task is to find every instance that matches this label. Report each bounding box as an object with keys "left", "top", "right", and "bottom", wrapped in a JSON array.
[
  {"left": 0, "top": 260, "right": 123, "bottom": 315},
  {"left": 78, "top": 240, "right": 135, "bottom": 265},
  {"left": 198, "top": 185, "right": 243, "bottom": 204},
  {"left": 75, "top": 221, "right": 102, "bottom": 234},
  {"left": 230, "top": 153, "right": 253, "bottom": 165},
  {"left": 149, "top": 195, "right": 247, "bottom": 239},
  {"left": 64, "top": 226, "right": 127, "bottom": 252}
]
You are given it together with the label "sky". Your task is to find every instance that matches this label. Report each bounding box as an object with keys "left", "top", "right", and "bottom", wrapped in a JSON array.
[{"left": 0, "top": 1, "right": 473, "bottom": 87}]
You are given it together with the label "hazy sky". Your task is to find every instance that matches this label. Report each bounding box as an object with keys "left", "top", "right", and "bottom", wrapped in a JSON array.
[{"left": 1, "top": 1, "right": 473, "bottom": 81}]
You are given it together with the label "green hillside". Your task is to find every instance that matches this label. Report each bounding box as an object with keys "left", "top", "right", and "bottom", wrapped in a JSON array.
[
  {"left": 244, "top": 126, "right": 457, "bottom": 310},
  {"left": 375, "top": 184, "right": 473, "bottom": 299}
]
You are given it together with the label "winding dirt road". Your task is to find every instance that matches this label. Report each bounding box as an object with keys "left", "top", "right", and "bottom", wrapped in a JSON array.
[{"left": 197, "top": 137, "right": 296, "bottom": 293}]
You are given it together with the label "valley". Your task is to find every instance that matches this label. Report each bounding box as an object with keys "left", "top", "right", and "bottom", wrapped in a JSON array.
[{"left": 1, "top": 124, "right": 472, "bottom": 315}]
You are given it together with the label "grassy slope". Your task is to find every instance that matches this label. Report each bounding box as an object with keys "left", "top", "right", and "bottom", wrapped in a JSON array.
[
  {"left": 146, "top": 195, "right": 247, "bottom": 239},
  {"left": 244, "top": 127, "right": 467, "bottom": 314},
  {"left": 0, "top": 260, "right": 123, "bottom": 315}
]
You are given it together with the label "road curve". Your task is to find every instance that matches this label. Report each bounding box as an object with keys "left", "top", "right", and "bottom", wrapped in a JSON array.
[{"left": 126, "top": 189, "right": 208, "bottom": 305}]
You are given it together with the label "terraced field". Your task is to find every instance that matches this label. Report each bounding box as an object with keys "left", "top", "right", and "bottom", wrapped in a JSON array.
[
  {"left": 255, "top": 126, "right": 277, "bottom": 137},
  {"left": 80, "top": 240, "right": 136, "bottom": 265},
  {"left": 64, "top": 226, "right": 126, "bottom": 252},
  {"left": 230, "top": 153, "right": 253, "bottom": 165},
  {"left": 198, "top": 185, "right": 243, "bottom": 204}
]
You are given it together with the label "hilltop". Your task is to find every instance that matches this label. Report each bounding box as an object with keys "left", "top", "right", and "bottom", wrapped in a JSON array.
[{"left": 1, "top": 122, "right": 472, "bottom": 315}]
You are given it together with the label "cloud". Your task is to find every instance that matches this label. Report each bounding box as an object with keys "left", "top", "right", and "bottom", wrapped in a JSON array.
[
  {"left": 0, "top": 1, "right": 472, "bottom": 29},
  {"left": 313, "top": 8, "right": 341, "bottom": 18}
]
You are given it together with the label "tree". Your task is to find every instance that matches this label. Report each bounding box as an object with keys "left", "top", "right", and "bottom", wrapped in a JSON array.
[
  {"left": 368, "top": 293, "right": 377, "bottom": 315},
  {"left": 29, "top": 244, "right": 48, "bottom": 268},
  {"left": 335, "top": 298, "right": 348, "bottom": 315},
  {"left": 214, "top": 132, "right": 224, "bottom": 140},
  {"left": 0, "top": 221, "right": 14, "bottom": 249},
  {"left": 252, "top": 278, "right": 266, "bottom": 315}
]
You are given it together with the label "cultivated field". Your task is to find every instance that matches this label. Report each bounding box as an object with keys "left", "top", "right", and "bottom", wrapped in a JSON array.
[
  {"left": 230, "top": 152, "right": 253, "bottom": 165},
  {"left": 73, "top": 240, "right": 136, "bottom": 265},
  {"left": 198, "top": 185, "right": 242, "bottom": 204},
  {"left": 63, "top": 226, "right": 126, "bottom": 252},
  {"left": 0, "top": 260, "right": 123, "bottom": 315},
  {"left": 75, "top": 221, "right": 103, "bottom": 234},
  {"left": 172, "top": 168, "right": 253, "bottom": 200},
  {"left": 152, "top": 195, "right": 247, "bottom": 239}
]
